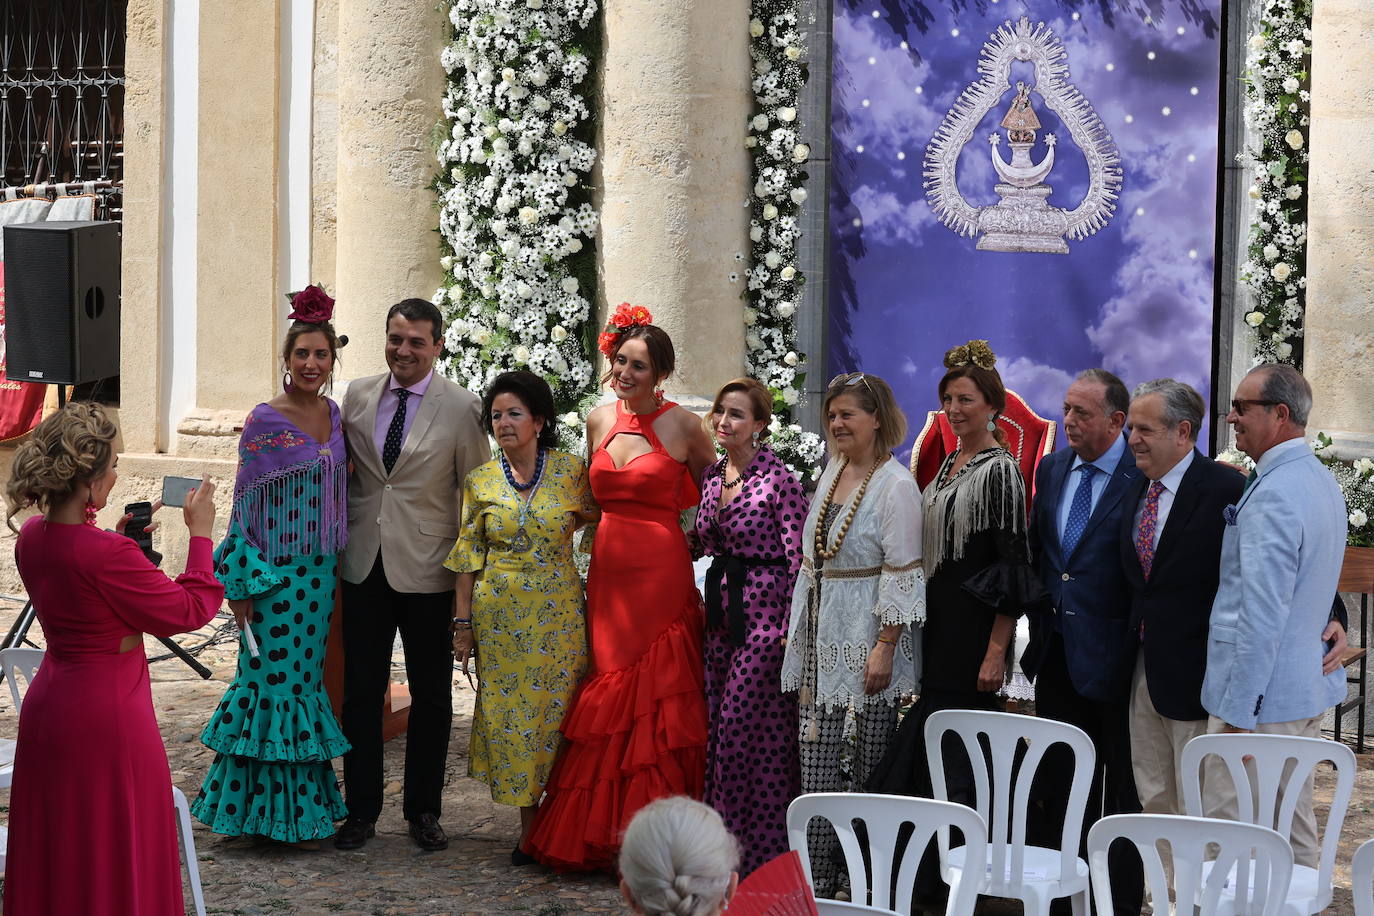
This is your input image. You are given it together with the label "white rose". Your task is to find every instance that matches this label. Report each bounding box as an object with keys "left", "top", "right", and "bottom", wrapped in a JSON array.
[
  {"left": 515, "top": 282, "right": 532, "bottom": 298},
  {"left": 793, "top": 143, "right": 810, "bottom": 161},
  {"left": 752, "top": 114, "right": 769, "bottom": 131},
  {"left": 783, "top": 388, "right": 799, "bottom": 405},
  {"left": 785, "top": 46, "right": 802, "bottom": 62},
  {"left": 560, "top": 412, "right": 580, "bottom": 426},
  {"left": 783, "top": 351, "right": 799, "bottom": 366},
  {"left": 749, "top": 18, "right": 764, "bottom": 37},
  {"left": 564, "top": 172, "right": 579, "bottom": 187},
  {"left": 501, "top": 68, "right": 516, "bottom": 84},
  {"left": 755, "top": 59, "right": 772, "bottom": 75},
  {"left": 471, "top": 148, "right": 487, "bottom": 165},
  {"left": 790, "top": 187, "right": 808, "bottom": 204},
  {"left": 551, "top": 325, "right": 569, "bottom": 343},
  {"left": 527, "top": 0, "right": 544, "bottom": 8},
  {"left": 473, "top": 329, "right": 492, "bottom": 346},
  {"left": 1271, "top": 262, "right": 1292, "bottom": 282},
  {"left": 518, "top": 139, "right": 533, "bottom": 156},
  {"left": 490, "top": 218, "right": 509, "bottom": 237},
  {"left": 1282, "top": 76, "right": 1300, "bottom": 93},
  {"left": 764, "top": 251, "right": 782, "bottom": 268},
  {"left": 742, "top": 308, "right": 757, "bottom": 326},
  {"left": 749, "top": 225, "right": 764, "bottom": 242},
  {"left": 1351, "top": 510, "right": 1369, "bottom": 529},
  {"left": 762, "top": 204, "right": 778, "bottom": 220},
  {"left": 561, "top": 277, "right": 579, "bottom": 293},
  {"left": 1276, "top": 341, "right": 1293, "bottom": 359},
  {"left": 744, "top": 136, "right": 758, "bottom": 148},
  {"left": 1355, "top": 457, "right": 1374, "bottom": 477},
  {"left": 440, "top": 255, "right": 454, "bottom": 270},
  {"left": 518, "top": 206, "right": 539, "bottom": 225},
  {"left": 1248, "top": 34, "right": 1266, "bottom": 52},
  {"left": 568, "top": 238, "right": 583, "bottom": 253},
  {"left": 432, "top": 287, "right": 448, "bottom": 304},
  {"left": 1262, "top": 243, "right": 1280, "bottom": 262},
  {"left": 776, "top": 302, "right": 795, "bottom": 318},
  {"left": 553, "top": 121, "right": 568, "bottom": 136},
  {"left": 513, "top": 345, "right": 531, "bottom": 363},
  {"left": 1285, "top": 129, "right": 1304, "bottom": 149},
  {"left": 495, "top": 312, "right": 511, "bottom": 328},
  {"left": 1245, "top": 311, "right": 1266, "bottom": 327},
  {"left": 746, "top": 332, "right": 763, "bottom": 350},
  {"left": 532, "top": 96, "right": 551, "bottom": 113},
  {"left": 456, "top": 107, "right": 473, "bottom": 123},
  {"left": 1285, "top": 39, "right": 1305, "bottom": 57},
  {"left": 780, "top": 265, "right": 796, "bottom": 281},
  {"left": 1248, "top": 185, "right": 1261, "bottom": 200},
  {"left": 530, "top": 69, "right": 549, "bottom": 87},
  {"left": 1285, "top": 185, "right": 1303, "bottom": 200},
  {"left": 777, "top": 107, "right": 797, "bottom": 123},
  {"left": 478, "top": 252, "right": 494, "bottom": 269}
]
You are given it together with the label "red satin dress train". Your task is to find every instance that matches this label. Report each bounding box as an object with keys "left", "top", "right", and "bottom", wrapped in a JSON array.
[{"left": 526, "top": 400, "right": 707, "bottom": 870}]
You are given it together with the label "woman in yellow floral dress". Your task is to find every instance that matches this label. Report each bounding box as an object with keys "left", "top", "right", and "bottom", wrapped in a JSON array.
[{"left": 445, "top": 370, "right": 597, "bottom": 866}]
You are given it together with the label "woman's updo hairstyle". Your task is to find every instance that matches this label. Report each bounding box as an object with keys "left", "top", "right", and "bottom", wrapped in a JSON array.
[
  {"left": 280, "top": 283, "right": 347, "bottom": 392},
  {"left": 602, "top": 324, "right": 677, "bottom": 388},
  {"left": 939, "top": 339, "right": 1009, "bottom": 450},
  {"left": 708, "top": 378, "right": 774, "bottom": 440},
  {"left": 5, "top": 402, "right": 119, "bottom": 530},
  {"left": 619, "top": 797, "right": 739, "bottom": 916}
]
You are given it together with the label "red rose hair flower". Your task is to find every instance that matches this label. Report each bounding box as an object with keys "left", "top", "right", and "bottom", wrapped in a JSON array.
[
  {"left": 286, "top": 284, "right": 336, "bottom": 324},
  {"left": 598, "top": 302, "right": 654, "bottom": 358}
]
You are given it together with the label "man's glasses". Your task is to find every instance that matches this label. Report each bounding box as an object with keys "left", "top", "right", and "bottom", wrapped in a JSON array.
[{"left": 1230, "top": 398, "right": 1279, "bottom": 416}]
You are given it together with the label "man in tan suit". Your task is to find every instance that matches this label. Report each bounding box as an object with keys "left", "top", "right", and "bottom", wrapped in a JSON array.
[{"left": 335, "top": 298, "right": 489, "bottom": 851}]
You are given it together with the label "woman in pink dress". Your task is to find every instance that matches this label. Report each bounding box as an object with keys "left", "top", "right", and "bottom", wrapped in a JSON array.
[{"left": 2, "top": 403, "right": 224, "bottom": 916}]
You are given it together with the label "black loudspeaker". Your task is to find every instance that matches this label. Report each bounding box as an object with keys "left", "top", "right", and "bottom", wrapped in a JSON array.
[{"left": 3, "top": 220, "right": 121, "bottom": 385}]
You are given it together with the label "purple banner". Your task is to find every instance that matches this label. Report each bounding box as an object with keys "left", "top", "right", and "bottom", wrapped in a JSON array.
[{"left": 828, "top": 0, "right": 1223, "bottom": 456}]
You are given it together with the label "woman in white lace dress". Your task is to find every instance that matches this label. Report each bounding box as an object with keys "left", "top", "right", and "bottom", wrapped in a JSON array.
[{"left": 780, "top": 371, "right": 925, "bottom": 897}]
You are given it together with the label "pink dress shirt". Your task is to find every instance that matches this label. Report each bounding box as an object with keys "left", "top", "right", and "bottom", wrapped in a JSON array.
[{"left": 372, "top": 369, "right": 434, "bottom": 458}]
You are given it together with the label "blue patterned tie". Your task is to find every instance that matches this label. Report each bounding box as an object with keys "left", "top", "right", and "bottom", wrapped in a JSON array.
[
  {"left": 1061, "top": 464, "right": 1098, "bottom": 557},
  {"left": 382, "top": 389, "right": 411, "bottom": 474}
]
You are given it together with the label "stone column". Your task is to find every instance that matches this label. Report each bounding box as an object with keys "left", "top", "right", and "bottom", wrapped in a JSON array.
[
  {"left": 599, "top": 0, "right": 751, "bottom": 403},
  {"left": 333, "top": 0, "right": 448, "bottom": 381},
  {"left": 196, "top": 0, "right": 283, "bottom": 410},
  {"left": 1305, "top": 0, "right": 1374, "bottom": 454}
]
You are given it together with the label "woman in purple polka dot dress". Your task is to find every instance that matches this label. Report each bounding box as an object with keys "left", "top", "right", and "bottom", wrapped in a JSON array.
[{"left": 694, "top": 377, "right": 808, "bottom": 874}]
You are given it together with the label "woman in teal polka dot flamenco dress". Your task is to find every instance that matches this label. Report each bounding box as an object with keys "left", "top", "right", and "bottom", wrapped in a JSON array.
[{"left": 192, "top": 290, "right": 351, "bottom": 845}]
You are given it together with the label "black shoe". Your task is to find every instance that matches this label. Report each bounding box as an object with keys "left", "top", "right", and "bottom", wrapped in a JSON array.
[
  {"left": 511, "top": 845, "right": 537, "bottom": 866},
  {"left": 333, "top": 817, "right": 375, "bottom": 850},
  {"left": 407, "top": 813, "right": 449, "bottom": 852}
]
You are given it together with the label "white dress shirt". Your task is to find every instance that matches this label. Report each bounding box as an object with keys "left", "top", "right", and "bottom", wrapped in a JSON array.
[{"left": 1131, "top": 448, "right": 1196, "bottom": 552}]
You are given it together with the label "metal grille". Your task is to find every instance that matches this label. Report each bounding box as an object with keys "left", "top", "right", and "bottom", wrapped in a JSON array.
[{"left": 0, "top": 0, "right": 125, "bottom": 219}]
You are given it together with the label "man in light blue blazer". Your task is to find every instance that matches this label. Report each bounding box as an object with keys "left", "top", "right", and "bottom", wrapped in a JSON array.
[{"left": 1202, "top": 363, "right": 1347, "bottom": 867}]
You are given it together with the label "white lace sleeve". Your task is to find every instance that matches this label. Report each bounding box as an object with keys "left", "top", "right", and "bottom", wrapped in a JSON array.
[{"left": 875, "top": 468, "right": 926, "bottom": 625}]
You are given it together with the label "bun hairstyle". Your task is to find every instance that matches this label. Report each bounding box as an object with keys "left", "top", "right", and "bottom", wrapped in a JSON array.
[
  {"left": 281, "top": 319, "right": 346, "bottom": 389},
  {"left": 601, "top": 324, "right": 677, "bottom": 388},
  {"left": 619, "top": 797, "right": 739, "bottom": 916},
  {"left": 940, "top": 339, "right": 1009, "bottom": 450},
  {"left": 5, "top": 402, "right": 119, "bottom": 531}
]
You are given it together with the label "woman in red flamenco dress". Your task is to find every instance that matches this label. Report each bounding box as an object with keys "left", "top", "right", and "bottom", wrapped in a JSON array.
[{"left": 525, "top": 306, "right": 717, "bottom": 870}]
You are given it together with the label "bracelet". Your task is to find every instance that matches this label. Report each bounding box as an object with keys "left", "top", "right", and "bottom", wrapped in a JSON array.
[
  {"left": 452, "top": 618, "right": 473, "bottom": 630},
  {"left": 876, "top": 635, "right": 898, "bottom": 646}
]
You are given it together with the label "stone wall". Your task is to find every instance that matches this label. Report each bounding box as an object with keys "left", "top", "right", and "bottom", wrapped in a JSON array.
[{"left": 1304, "top": 0, "right": 1374, "bottom": 456}]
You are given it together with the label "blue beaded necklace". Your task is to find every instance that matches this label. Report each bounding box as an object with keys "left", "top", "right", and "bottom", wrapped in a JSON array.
[{"left": 499, "top": 448, "right": 546, "bottom": 552}]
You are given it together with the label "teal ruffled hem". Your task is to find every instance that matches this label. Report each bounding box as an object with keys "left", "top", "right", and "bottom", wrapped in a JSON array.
[
  {"left": 191, "top": 754, "right": 347, "bottom": 843},
  {"left": 202, "top": 683, "right": 350, "bottom": 763},
  {"left": 214, "top": 532, "right": 286, "bottom": 601}
]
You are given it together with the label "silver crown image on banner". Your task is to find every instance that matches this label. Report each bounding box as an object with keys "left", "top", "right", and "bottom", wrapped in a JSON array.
[{"left": 924, "top": 17, "right": 1123, "bottom": 254}]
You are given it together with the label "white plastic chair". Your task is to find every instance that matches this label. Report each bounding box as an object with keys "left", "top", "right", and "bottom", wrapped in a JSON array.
[
  {"left": 1088, "top": 813, "right": 1293, "bottom": 916},
  {"left": 1181, "top": 732, "right": 1356, "bottom": 916},
  {"left": 0, "top": 647, "right": 44, "bottom": 791},
  {"left": 815, "top": 900, "right": 901, "bottom": 915},
  {"left": 924, "top": 709, "right": 1094, "bottom": 916},
  {"left": 172, "top": 786, "right": 207, "bottom": 916},
  {"left": 1352, "top": 837, "right": 1374, "bottom": 916},
  {"left": 787, "top": 793, "right": 987, "bottom": 916}
]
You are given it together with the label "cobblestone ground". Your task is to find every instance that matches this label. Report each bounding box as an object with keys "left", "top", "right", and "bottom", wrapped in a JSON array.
[{"left": 0, "top": 596, "right": 1368, "bottom": 914}]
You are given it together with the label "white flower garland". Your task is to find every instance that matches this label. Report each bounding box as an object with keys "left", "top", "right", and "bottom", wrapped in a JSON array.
[
  {"left": 434, "top": 0, "right": 601, "bottom": 439},
  {"left": 745, "top": 0, "right": 823, "bottom": 476},
  {"left": 1238, "top": 0, "right": 1311, "bottom": 365}
]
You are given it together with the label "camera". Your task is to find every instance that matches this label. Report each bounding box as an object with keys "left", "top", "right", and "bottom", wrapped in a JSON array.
[{"left": 123, "top": 501, "right": 162, "bottom": 567}]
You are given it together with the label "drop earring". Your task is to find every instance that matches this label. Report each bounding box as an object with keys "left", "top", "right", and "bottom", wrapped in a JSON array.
[
  {"left": 84, "top": 488, "right": 98, "bottom": 527},
  {"left": 654, "top": 387, "right": 665, "bottom": 406},
  {"left": 282, "top": 371, "right": 293, "bottom": 392},
  {"left": 986, "top": 417, "right": 997, "bottom": 432},
  {"left": 751, "top": 430, "right": 760, "bottom": 448}
]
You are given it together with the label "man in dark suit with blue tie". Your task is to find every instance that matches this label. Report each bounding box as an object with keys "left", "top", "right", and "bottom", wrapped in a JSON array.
[{"left": 1023, "top": 368, "right": 1142, "bottom": 916}]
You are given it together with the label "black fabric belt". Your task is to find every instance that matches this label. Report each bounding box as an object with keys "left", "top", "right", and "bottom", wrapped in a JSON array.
[{"left": 705, "top": 553, "right": 788, "bottom": 647}]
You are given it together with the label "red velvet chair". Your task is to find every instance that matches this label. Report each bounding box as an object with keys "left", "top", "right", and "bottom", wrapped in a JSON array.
[{"left": 910, "top": 390, "right": 1057, "bottom": 511}]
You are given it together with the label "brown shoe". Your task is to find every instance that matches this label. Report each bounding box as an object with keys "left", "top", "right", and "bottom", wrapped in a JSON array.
[
  {"left": 407, "top": 813, "right": 449, "bottom": 852},
  {"left": 333, "top": 817, "right": 375, "bottom": 850}
]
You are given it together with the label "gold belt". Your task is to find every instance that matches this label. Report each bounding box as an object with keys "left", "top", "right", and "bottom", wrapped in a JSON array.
[{"left": 803, "top": 557, "right": 881, "bottom": 580}]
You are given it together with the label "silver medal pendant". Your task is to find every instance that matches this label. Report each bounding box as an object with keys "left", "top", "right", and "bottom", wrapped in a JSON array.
[{"left": 510, "top": 526, "right": 533, "bottom": 552}]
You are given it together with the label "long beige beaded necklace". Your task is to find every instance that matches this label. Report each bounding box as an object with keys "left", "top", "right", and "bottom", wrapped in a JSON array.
[{"left": 813, "top": 456, "right": 882, "bottom": 561}]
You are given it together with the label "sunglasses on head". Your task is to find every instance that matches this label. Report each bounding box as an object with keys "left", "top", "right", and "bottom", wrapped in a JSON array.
[{"left": 829, "top": 372, "right": 875, "bottom": 396}]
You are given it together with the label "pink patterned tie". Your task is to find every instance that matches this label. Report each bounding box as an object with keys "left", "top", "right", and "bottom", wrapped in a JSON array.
[{"left": 1135, "top": 481, "right": 1165, "bottom": 579}]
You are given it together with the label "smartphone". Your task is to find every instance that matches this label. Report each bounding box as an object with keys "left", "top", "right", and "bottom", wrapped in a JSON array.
[
  {"left": 162, "top": 476, "right": 201, "bottom": 508},
  {"left": 124, "top": 501, "right": 154, "bottom": 552}
]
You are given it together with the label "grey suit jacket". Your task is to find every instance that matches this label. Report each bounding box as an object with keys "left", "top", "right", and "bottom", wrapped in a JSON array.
[
  {"left": 341, "top": 371, "right": 490, "bottom": 593},
  {"left": 1201, "top": 438, "right": 1347, "bottom": 729}
]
